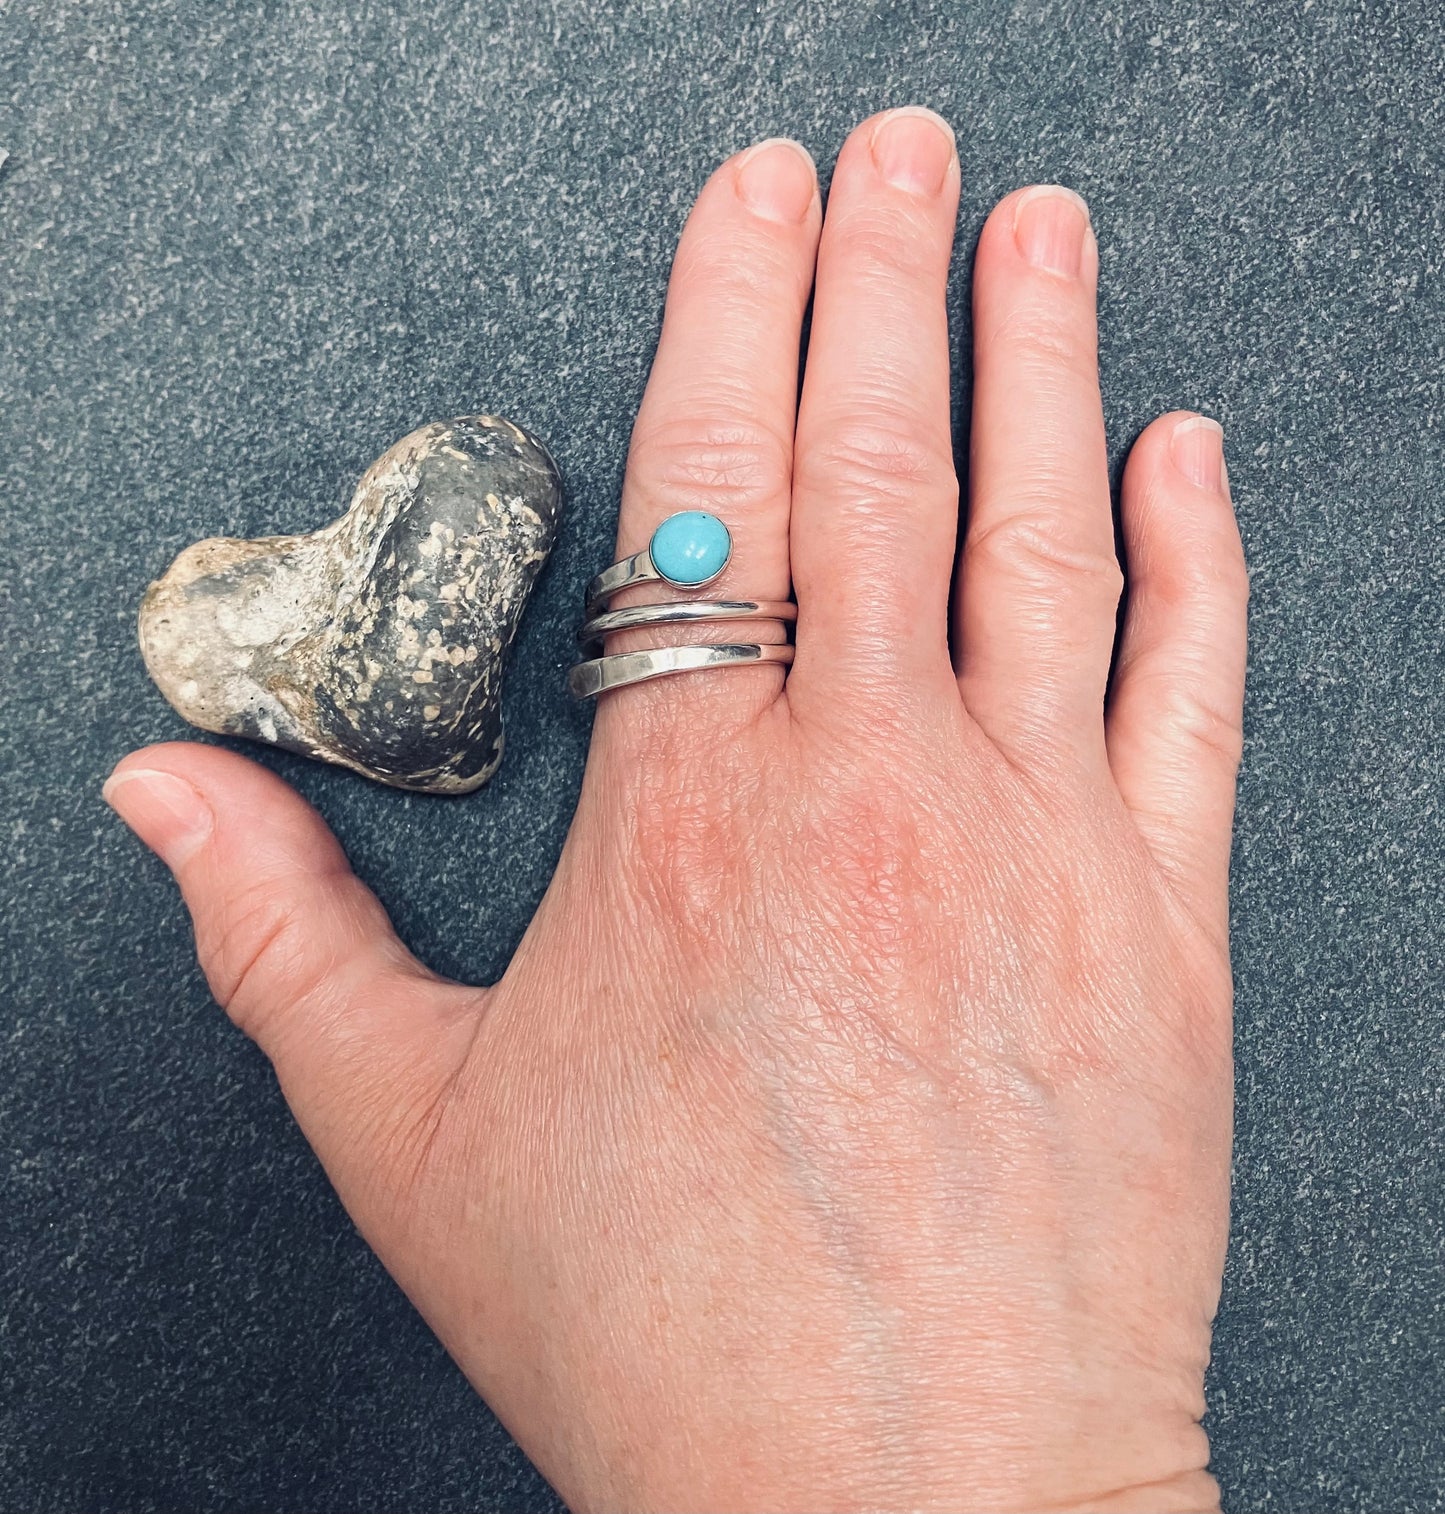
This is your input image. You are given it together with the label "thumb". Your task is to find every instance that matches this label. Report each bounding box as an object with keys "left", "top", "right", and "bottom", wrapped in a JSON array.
[{"left": 103, "top": 742, "right": 484, "bottom": 1195}]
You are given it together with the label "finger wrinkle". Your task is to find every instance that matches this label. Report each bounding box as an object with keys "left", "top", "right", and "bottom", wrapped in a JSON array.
[
  {"left": 975, "top": 307, "right": 1099, "bottom": 376},
  {"left": 670, "top": 229, "right": 814, "bottom": 302},
  {"left": 822, "top": 209, "right": 954, "bottom": 282}
]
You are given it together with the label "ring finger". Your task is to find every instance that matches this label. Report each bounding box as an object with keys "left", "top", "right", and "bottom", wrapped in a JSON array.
[
  {"left": 955, "top": 186, "right": 1119, "bottom": 771},
  {"left": 592, "top": 137, "right": 822, "bottom": 741}
]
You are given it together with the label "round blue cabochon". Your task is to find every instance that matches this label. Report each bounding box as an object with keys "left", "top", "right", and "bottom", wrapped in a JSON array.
[{"left": 649, "top": 511, "right": 732, "bottom": 585}]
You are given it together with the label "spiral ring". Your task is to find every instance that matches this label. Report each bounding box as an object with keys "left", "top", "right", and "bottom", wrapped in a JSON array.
[{"left": 569, "top": 512, "right": 795, "bottom": 699}]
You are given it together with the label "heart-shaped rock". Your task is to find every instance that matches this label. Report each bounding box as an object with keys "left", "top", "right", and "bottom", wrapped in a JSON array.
[{"left": 139, "top": 414, "right": 561, "bottom": 794}]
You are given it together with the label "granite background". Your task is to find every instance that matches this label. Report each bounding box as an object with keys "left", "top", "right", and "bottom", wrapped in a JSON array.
[{"left": 1, "top": 0, "right": 1441, "bottom": 1508}]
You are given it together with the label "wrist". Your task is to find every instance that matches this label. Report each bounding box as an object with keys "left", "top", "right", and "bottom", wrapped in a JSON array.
[
  {"left": 1047, "top": 1469, "right": 1221, "bottom": 1514},
  {"left": 546, "top": 1409, "right": 1219, "bottom": 1514}
]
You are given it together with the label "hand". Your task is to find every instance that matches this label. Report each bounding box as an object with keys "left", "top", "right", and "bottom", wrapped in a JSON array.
[{"left": 106, "top": 108, "right": 1247, "bottom": 1513}]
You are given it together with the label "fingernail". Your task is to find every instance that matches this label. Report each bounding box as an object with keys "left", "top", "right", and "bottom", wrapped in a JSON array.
[
  {"left": 871, "top": 106, "right": 956, "bottom": 195},
  {"left": 1170, "top": 415, "right": 1227, "bottom": 492},
  {"left": 735, "top": 137, "right": 817, "bottom": 224},
  {"left": 1013, "top": 185, "right": 1091, "bottom": 277},
  {"left": 102, "top": 767, "right": 213, "bottom": 869}
]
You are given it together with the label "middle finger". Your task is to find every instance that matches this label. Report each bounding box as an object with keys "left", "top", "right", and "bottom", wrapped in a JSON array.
[{"left": 790, "top": 107, "right": 963, "bottom": 719}]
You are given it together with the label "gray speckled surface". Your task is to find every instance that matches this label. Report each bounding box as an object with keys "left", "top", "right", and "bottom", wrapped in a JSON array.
[{"left": 1, "top": 1, "right": 1440, "bottom": 1510}]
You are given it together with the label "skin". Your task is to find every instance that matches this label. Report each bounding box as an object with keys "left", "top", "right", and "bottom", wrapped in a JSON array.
[{"left": 104, "top": 109, "right": 1248, "bottom": 1512}]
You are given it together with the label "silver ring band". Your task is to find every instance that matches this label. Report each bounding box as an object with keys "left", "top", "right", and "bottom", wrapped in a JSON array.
[
  {"left": 585, "top": 550, "right": 666, "bottom": 617},
  {"left": 585, "top": 534, "right": 733, "bottom": 614},
  {"left": 568, "top": 642, "right": 794, "bottom": 699},
  {"left": 578, "top": 598, "right": 797, "bottom": 647}
]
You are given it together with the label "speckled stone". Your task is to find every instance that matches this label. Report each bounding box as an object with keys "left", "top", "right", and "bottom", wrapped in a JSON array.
[{"left": 138, "top": 415, "right": 561, "bottom": 794}]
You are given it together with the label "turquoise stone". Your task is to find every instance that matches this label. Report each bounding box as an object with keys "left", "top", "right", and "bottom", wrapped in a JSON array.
[{"left": 649, "top": 511, "right": 731, "bottom": 585}]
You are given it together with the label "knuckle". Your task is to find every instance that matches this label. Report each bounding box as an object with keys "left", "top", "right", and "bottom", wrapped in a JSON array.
[
  {"left": 1131, "top": 506, "right": 1250, "bottom": 615},
  {"left": 985, "top": 303, "right": 1097, "bottom": 383},
  {"left": 800, "top": 415, "right": 957, "bottom": 507},
  {"left": 966, "top": 513, "right": 1123, "bottom": 604},
  {"left": 1157, "top": 682, "right": 1245, "bottom": 770},
  {"left": 1208, "top": 538, "right": 1253, "bottom": 608},
  {"left": 627, "top": 754, "right": 761, "bottom": 950},
  {"left": 1149, "top": 549, "right": 1251, "bottom": 616},
  {"left": 830, "top": 206, "right": 937, "bottom": 284},
  {"left": 628, "top": 416, "right": 792, "bottom": 516},
  {"left": 793, "top": 776, "right": 953, "bottom": 994},
  {"left": 672, "top": 223, "right": 798, "bottom": 302},
  {"left": 198, "top": 876, "right": 330, "bottom": 1037}
]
